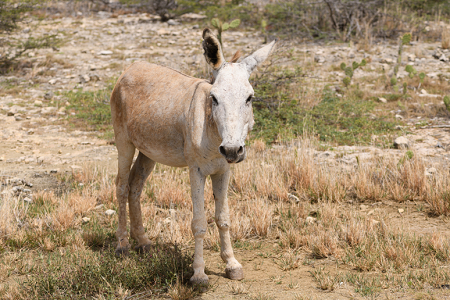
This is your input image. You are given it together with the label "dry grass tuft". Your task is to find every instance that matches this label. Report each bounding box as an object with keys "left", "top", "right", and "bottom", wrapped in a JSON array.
[
  {"left": 442, "top": 27, "right": 450, "bottom": 49},
  {"left": 167, "top": 279, "right": 197, "bottom": 300}
]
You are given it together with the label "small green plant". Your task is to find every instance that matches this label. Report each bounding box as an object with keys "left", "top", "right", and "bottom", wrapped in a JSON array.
[
  {"left": 444, "top": 96, "right": 450, "bottom": 112},
  {"left": 210, "top": 18, "right": 240, "bottom": 46},
  {"left": 418, "top": 72, "right": 426, "bottom": 90},
  {"left": 405, "top": 65, "right": 417, "bottom": 78},
  {"left": 340, "top": 59, "right": 367, "bottom": 87},
  {"left": 261, "top": 19, "right": 268, "bottom": 43},
  {"left": 398, "top": 150, "right": 414, "bottom": 167},
  {"left": 392, "top": 33, "right": 412, "bottom": 91}
]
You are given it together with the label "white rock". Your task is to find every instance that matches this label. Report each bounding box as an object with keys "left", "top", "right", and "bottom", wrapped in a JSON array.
[
  {"left": 305, "top": 216, "right": 317, "bottom": 224},
  {"left": 378, "top": 97, "right": 387, "bottom": 103},
  {"left": 167, "top": 19, "right": 179, "bottom": 26},
  {"left": 420, "top": 89, "right": 428, "bottom": 94},
  {"left": 49, "top": 79, "right": 57, "bottom": 85},
  {"left": 439, "top": 54, "right": 449, "bottom": 62},
  {"left": 82, "top": 217, "right": 90, "bottom": 224},
  {"left": 398, "top": 208, "right": 404, "bottom": 213},
  {"left": 394, "top": 136, "right": 409, "bottom": 149},
  {"left": 41, "top": 107, "right": 57, "bottom": 114},
  {"left": 380, "top": 58, "right": 394, "bottom": 64},
  {"left": 23, "top": 197, "right": 32, "bottom": 203},
  {"left": 314, "top": 55, "right": 325, "bottom": 63},
  {"left": 34, "top": 100, "right": 43, "bottom": 105},
  {"left": 288, "top": 193, "right": 300, "bottom": 203},
  {"left": 395, "top": 114, "right": 404, "bottom": 120},
  {"left": 98, "top": 50, "right": 113, "bottom": 55},
  {"left": 407, "top": 54, "right": 416, "bottom": 62},
  {"left": 105, "top": 209, "right": 116, "bottom": 216}
]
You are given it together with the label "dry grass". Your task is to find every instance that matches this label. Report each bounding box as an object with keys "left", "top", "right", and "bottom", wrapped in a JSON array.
[
  {"left": 442, "top": 27, "right": 450, "bottom": 49},
  {"left": 1, "top": 135, "right": 450, "bottom": 297}
]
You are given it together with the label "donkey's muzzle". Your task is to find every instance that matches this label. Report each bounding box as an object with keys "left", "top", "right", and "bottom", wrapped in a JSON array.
[{"left": 219, "top": 145, "right": 246, "bottom": 163}]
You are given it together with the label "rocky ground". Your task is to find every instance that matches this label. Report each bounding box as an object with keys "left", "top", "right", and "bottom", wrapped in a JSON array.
[{"left": 1, "top": 10, "right": 450, "bottom": 299}]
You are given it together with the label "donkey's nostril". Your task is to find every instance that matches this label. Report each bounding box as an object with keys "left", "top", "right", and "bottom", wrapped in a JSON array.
[
  {"left": 237, "top": 146, "right": 244, "bottom": 155},
  {"left": 219, "top": 146, "right": 227, "bottom": 156}
]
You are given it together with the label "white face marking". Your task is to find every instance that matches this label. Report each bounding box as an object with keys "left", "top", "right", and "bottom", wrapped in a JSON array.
[{"left": 210, "top": 63, "right": 255, "bottom": 163}]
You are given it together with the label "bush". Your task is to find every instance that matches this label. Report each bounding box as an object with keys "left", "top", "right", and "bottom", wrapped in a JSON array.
[{"left": 0, "top": 0, "right": 60, "bottom": 73}]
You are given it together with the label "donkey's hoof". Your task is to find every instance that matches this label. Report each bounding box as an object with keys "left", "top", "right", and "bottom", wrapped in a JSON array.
[
  {"left": 225, "top": 267, "right": 244, "bottom": 280},
  {"left": 115, "top": 247, "right": 130, "bottom": 257},
  {"left": 190, "top": 274, "right": 209, "bottom": 286},
  {"left": 134, "top": 243, "right": 152, "bottom": 253}
]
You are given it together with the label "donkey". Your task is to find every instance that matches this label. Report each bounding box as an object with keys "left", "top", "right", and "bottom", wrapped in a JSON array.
[{"left": 110, "top": 28, "right": 276, "bottom": 284}]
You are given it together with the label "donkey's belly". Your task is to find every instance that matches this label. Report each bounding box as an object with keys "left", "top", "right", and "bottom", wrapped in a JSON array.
[
  {"left": 128, "top": 123, "right": 188, "bottom": 167},
  {"left": 138, "top": 144, "right": 187, "bottom": 168}
]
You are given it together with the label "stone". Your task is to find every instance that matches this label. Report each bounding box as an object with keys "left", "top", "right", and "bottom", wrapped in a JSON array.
[
  {"left": 378, "top": 97, "right": 387, "bottom": 103},
  {"left": 288, "top": 193, "right": 300, "bottom": 203},
  {"left": 395, "top": 114, "right": 403, "bottom": 120},
  {"left": 433, "top": 49, "right": 442, "bottom": 59},
  {"left": 41, "top": 107, "right": 56, "bottom": 114},
  {"left": 314, "top": 55, "right": 325, "bottom": 63},
  {"left": 50, "top": 169, "right": 58, "bottom": 173},
  {"left": 98, "top": 50, "right": 113, "bottom": 55},
  {"left": 407, "top": 54, "right": 416, "bottom": 62},
  {"left": 49, "top": 79, "right": 57, "bottom": 85},
  {"left": 34, "top": 100, "right": 43, "bottom": 105},
  {"left": 15, "top": 115, "right": 23, "bottom": 121},
  {"left": 79, "top": 74, "right": 90, "bottom": 83},
  {"left": 420, "top": 89, "right": 428, "bottom": 94},
  {"left": 23, "top": 197, "right": 32, "bottom": 203},
  {"left": 380, "top": 58, "right": 394, "bottom": 64},
  {"left": 394, "top": 136, "right": 409, "bottom": 149},
  {"left": 398, "top": 208, "right": 404, "bottom": 214},
  {"left": 95, "top": 204, "right": 104, "bottom": 210},
  {"left": 89, "top": 74, "right": 100, "bottom": 81},
  {"left": 305, "top": 216, "right": 317, "bottom": 224},
  {"left": 105, "top": 209, "right": 116, "bottom": 216},
  {"left": 7, "top": 111, "right": 14, "bottom": 116},
  {"left": 348, "top": 51, "right": 355, "bottom": 59},
  {"left": 167, "top": 19, "right": 179, "bottom": 26},
  {"left": 192, "top": 24, "right": 199, "bottom": 29},
  {"left": 426, "top": 167, "right": 437, "bottom": 175},
  {"left": 439, "top": 54, "right": 449, "bottom": 62},
  {"left": 180, "top": 13, "right": 206, "bottom": 21},
  {"left": 44, "top": 92, "right": 54, "bottom": 100},
  {"left": 82, "top": 217, "right": 90, "bottom": 224}
]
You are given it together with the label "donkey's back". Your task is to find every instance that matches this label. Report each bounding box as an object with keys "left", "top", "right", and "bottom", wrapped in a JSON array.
[{"left": 111, "top": 61, "right": 210, "bottom": 167}]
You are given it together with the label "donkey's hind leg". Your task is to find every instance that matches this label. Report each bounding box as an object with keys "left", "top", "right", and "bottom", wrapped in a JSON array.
[
  {"left": 115, "top": 141, "right": 136, "bottom": 257},
  {"left": 128, "top": 151, "right": 155, "bottom": 252}
]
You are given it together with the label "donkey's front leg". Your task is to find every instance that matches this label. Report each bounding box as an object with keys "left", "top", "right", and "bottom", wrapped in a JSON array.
[
  {"left": 189, "top": 167, "right": 208, "bottom": 284},
  {"left": 211, "top": 171, "right": 244, "bottom": 280}
]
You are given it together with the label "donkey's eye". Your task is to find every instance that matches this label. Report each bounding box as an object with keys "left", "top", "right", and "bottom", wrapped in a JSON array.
[
  {"left": 211, "top": 96, "right": 218, "bottom": 106},
  {"left": 246, "top": 96, "right": 253, "bottom": 104}
]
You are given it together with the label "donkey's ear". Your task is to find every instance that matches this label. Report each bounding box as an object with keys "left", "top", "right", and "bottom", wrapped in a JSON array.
[
  {"left": 202, "top": 28, "right": 225, "bottom": 70},
  {"left": 241, "top": 40, "right": 277, "bottom": 76}
]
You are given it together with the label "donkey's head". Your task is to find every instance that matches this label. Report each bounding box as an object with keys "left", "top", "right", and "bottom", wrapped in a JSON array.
[{"left": 202, "top": 28, "right": 276, "bottom": 163}]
